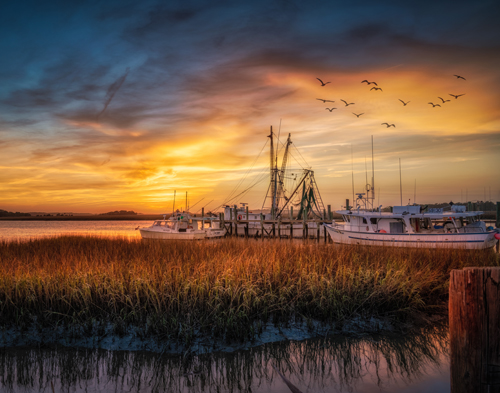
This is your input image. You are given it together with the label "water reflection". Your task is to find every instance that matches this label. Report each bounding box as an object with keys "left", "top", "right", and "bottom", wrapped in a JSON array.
[
  {"left": 0, "top": 328, "right": 449, "bottom": 393},
  {"left": 0, "top": 220, "right": 148, "bottom": 241}
]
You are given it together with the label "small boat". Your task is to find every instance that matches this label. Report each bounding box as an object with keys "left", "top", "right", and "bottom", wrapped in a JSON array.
[
  {"left": 324, "top": 205, "right": 499, "bottom": 249},
  {"left": 139, "top": 210, "right": 226, "bottom": 240}
]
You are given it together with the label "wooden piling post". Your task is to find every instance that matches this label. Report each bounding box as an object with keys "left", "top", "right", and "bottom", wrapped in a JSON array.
[
  {"left": 316, "top": 220, "right": 320, "bottom": 242},
  {"left": 449, "top": 267, "right": 500, "bottom": 393},
  {"left": 260, "top": 213, "right": 264, "bottom": 240},
  {"left": 327, "top": 205, "right": 332, "bottom": 221},
  {"left": 277, "top": 216, "right": 281, "bottom": 239},
  {"left": 496, "top": 202, "right": 500, "bottom": 228}
]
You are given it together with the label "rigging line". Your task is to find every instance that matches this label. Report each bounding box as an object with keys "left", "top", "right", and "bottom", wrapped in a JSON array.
[
  {"left": 221, "top": 138, "right": 269, "bottom": 205},
  {"left": 222, "top": 139, "right": 268, "bottom": 204},
  {"left": 290, "top": 144, "right": 310, "bottom": 169},
  {"left": 215, "top": 167, "right": 270, "bottom": 210},
  {"left": 216, "top": 174, "right": 269, "bottom": 210}
]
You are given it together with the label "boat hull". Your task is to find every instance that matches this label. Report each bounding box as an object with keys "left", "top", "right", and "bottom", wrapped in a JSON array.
[
  {"left": 139, "top": 228, "right": 206, "bottom": 240},
  {"left": 324, "top": 224, "right": 498, "bottom": 250}
]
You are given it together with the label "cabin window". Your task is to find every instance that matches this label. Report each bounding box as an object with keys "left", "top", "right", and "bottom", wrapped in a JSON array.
[
  {"left": 343, "top": 215, "right": 350, "bottom": 223},
  {"left": 389, "top": 221, "right": 404, "bottom": 234},
  {"left": 370, "top": 218, "right": 377, "bottom": 224},
  {"left": 362, "top": 218, "right": 367, "bottom": 224}
]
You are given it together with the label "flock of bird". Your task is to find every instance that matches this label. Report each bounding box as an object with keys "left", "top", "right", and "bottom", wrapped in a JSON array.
[{"left": 315, "top": 75, "right": 466, "bottom": 128}]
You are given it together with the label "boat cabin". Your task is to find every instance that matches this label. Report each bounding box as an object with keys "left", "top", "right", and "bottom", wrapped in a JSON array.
[{"left": 338, "top": 205, "right": 486, "bottom": 234}]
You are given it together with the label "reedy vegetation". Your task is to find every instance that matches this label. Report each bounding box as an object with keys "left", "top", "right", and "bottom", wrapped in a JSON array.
[{"left": 0, "top": 236, "right": 497, "bottom": 341}]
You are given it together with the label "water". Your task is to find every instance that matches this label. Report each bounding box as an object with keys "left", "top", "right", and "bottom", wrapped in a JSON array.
[
  {"left": 0, "top": 331, "right": 449, "bottom": 393},
  {"left": 0, "top": 221, "right": 452, "bottom": 391},
  {"left": 0, "top": 220, "right": 149, "bottom": 242}
]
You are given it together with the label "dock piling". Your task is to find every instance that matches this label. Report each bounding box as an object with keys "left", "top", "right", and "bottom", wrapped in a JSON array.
[{"left": 449, "top": 267, "right": 500, "bottom": 393}]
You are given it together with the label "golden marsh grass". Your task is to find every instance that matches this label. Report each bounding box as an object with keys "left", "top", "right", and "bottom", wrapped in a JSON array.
[{"left": 0, "top": 236, "right": 498, "bottom": 340}]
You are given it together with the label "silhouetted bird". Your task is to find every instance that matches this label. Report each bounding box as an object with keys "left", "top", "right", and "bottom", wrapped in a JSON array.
[
  {"left": 352, "top": 113, "right": 364, "bottom": 117},
  {"left": 438, "top": 97, "right": 450, "bottom": 103},
  {"left": 449, "top": 94, "right": 465, "bottom": 99},
  {"left": 428, "top": 102, "right": 441, "bottom": 107},
  {"left": 381, "top": 123, "right": 395, "bottom": 127},
  {"left": 454, "top": 75, "right": 466, "bottom": 80},
  {"left": 325, "top": 108, "right": 337, "bottom": 112},
  {"left": 399, "top": 99, "right": 410, "bottom": 106},
  {"left": 316, "top": 78, "right": 331, "bottom": 86},
  {"left": 361, "top": 80, "right": 378, "bottom": 85},
  {"left": 316, "top": 98, "right": 335, "bottom": 103},
  {"left": 370, "top": 87, "right": 383, "bottom": 91},
  {"left": 341, "top": 99, "right": 355, "bottom": 106}
]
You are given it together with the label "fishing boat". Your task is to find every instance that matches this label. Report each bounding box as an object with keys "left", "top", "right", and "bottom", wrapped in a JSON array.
[
  {"left": 221, "top": 129, "right": 327, "bottom": 238},
  {"left": 139, "top": 210, "right": 226, "bottom": 240},
  {"left": 324, "top": 204, "right": 499, "bottom": 249},
  {"left": 324, "top": 136, "right": 499, "bottom": 249}
]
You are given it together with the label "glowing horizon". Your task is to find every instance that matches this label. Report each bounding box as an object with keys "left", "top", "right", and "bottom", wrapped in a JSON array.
[{"left": 0, "top": 1, "right": 499, "bottom": 214}]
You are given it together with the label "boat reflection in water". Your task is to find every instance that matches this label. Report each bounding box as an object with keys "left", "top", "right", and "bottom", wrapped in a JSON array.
[{"left": 0, "top": 327, "right": 449, "bottom": 392}]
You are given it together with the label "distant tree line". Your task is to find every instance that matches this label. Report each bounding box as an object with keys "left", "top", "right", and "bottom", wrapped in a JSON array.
[
  {"left": 0, "top": 209, "right": 31, "bottom": 217},
  {"left": 99, "top": 210, "right": 138, "bottom": 215}
]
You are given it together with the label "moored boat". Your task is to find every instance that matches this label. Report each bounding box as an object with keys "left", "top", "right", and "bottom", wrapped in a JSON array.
[
  {"left": 139, "top": 210, "right": 225, "bottom": 240},
  {"left": 324, "top": 205, "right": 499, "bottom": 249}
]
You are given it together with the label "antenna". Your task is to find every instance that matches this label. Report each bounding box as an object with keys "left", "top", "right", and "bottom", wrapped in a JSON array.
[
  {"left": 351, "top": 145, "right": 355, "bottom": 207},
  {"left": 173, "top": 190, "right": 176, "bottom": 214},
  {"left": 399, "top": 158, "right": 402, "bottom": 206},
  {"left": 185, "top": 191, "right": 188, "bottom": 212},
  {"left": 371, "top": 135, "right": 375, "bottom": 205},
  {"left": 414, "top": 179, "right": 416, "bottom": 205}
]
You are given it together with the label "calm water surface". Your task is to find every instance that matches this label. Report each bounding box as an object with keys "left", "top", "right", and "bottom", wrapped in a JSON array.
[
  {"left": 0, "top": 220, "right": 149, "bottom": 241},
  {"left": 0, "top": 331, "right": 449, "bottom": 393},
  {"left": 0, "top": 221, "right": 452, "bottom": 392}
]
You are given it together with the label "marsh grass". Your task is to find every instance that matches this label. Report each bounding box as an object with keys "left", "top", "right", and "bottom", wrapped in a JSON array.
[{"left": 0, "top": 236, "right": 497, "bottom": 341}]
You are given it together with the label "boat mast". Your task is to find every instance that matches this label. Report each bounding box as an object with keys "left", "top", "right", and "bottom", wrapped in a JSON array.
[
  {"left": 268, "top": 126, "right": 277, "bottom": 214},
  {"left": 276, "top": 133, "right": 292, "bottom": 214},
  {"left": 371, "top": 135, "right": 375, "bottom": 208}
]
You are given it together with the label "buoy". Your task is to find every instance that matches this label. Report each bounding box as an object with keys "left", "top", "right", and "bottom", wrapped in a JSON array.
[
  {"left": 379, "top": 229, "right": 387, "bottom": 233},
  {"left": 495, "top": 233, "right": 500, "bottom": 240}
]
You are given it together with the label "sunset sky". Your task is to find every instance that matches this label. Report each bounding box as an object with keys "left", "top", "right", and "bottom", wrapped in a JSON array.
[{"left": 1, "top": 0, "right": 499, "bottom": 214}]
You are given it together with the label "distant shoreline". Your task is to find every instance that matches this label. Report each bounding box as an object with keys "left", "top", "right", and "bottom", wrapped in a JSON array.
[
  {"left": 0, "top": 214, "right": 166, "bottom": 221},
  {"left": 0, "top": 211, "right": 495, "bottom": 221}
]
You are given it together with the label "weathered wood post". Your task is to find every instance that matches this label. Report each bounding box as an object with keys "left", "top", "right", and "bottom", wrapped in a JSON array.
[
  {"left": 245, "top": 206, "right": 249, "bottom": 238},
  {"left": 316, "top": 219, "right": 320, "bottom": 242},
  {"left": 277, "top": 216, "right": 281, "bottom": 239},
  {"left": 449, "top": 267, "right": 500, "bottom": 393},
  {"left": 496, "top": 202, "right": 500, "bottom": 228},
  {"left": 234, "top": 205, "right": 238, "bottom": 237},
  {"left": 327, "top": 205, "right": 332, "bottom": 221},
  {"left": 301, "top": 210, "right": 305, "bottom": 239},
  {"left": 290, "top": 207, "right": 293, "bottom": 239},
  {"left": 260, "top": 213, "right": 264, "bottom": 240}
]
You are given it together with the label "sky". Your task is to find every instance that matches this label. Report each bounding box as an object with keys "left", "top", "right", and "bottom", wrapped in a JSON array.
[{"left": 1, "top": 0, "right": 499, "bottom": 214}]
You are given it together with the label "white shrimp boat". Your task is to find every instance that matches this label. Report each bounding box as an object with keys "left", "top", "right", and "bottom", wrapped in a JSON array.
[
  {"left": 139, "top": 210, "right": 226, "bottom": 240},
  {"left": 324, "top": 205, "right": 499, "bottom": 249}
]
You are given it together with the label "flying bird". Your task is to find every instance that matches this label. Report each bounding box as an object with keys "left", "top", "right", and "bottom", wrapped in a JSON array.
[
  {"left": 316, "top": 98, "right": 335, "bottom": 103},
  {"left": 381, "top": 123, "right": 395, "bottom": 127},
  {"left": 399, "top": 99, "right": 410, "bottom": 106},
  {"left": 361, "top": 80, "right": 378, "bottom": 86},
  {"left": 352, "top": 112, "right": 364, "bottom": 117},
  {"left": 325, "top": 108, "right": 337, "bottom": 112},
  {"left": 454, "top": 75, "right": 466, "bottom": 80},
  {"left": 438, "top": 97, "right": 450, "bottom": 103},
  {"left": 449, "top": 94, "right": 465, "bottom": 99},
  {"left": 341, "top": 99, "right": 355, "bottom": 106},
  {"left": 370, "top": 87, "right": 383, "bottom": 91},
  {"left": 316, "top": 78, "right": 331, "bottom": 86},
  {"left": 428, "top": 102, "right": 441, "bottom": 107}
]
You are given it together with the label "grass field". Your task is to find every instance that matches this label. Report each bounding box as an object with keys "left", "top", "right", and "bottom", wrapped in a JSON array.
[{"left": 0, "top": 236, "right": 498, "bottom": 342}]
